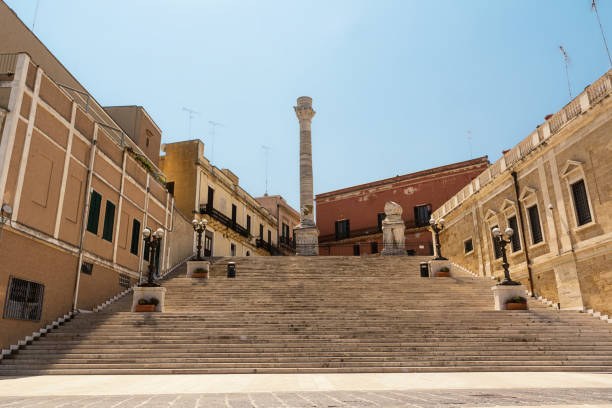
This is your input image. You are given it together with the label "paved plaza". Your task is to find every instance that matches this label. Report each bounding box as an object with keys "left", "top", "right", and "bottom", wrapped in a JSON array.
[{"left": 1, "top": 373, "right": 612, "bottom": 407}]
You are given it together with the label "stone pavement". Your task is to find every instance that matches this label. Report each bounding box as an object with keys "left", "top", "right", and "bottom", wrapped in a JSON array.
[
  {"left": 0, "top": 388, "right": 612, "bottom": 407},
  {"left": 0, "top": 373, "right": 612, "bottom": 407}
]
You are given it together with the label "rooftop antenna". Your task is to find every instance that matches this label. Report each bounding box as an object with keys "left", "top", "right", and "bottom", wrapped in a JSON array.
[
  {"left": 261, "top": 145, "right": 271, "bottom": 195},
  {"left": 466, "top": 130, "right": 473, "bottom": 159},
  {"left": 208, "top": 121, "right": 225, "bottom": 164},
  {"left": 559, "top": 46, "right": 572, "bottom": 99},
  {"left": 182, "top": 107, "right": 199, "bottom": 138},
  {"left": 592, "top": 0, "right": 612, "bottom": 68},
  {"left": 32, "top": 0, "right": 41, "bottom": 31}
]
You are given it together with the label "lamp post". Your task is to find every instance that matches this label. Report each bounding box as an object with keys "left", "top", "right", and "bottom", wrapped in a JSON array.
[
  {"left": 492, "top": 227, "right": 520, "bottom": 286},
  {"left": 192, "top": 218, "right": 208, "bottom": 260},
  {"left": 140, "top": 227, "right": 164, "bottom": 287},
  {"left": 429, "top": 218, "right": 447, "bottom": 260}
]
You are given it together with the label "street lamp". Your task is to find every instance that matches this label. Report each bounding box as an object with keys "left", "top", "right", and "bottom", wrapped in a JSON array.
[
  {"left": 192, "top": 218, "right": 208, "bottom": 260},
  {"left": 140, "top": 227, "right": 164, "bottom": 287},
  {"left": 492, "top": 227, "right": 520, "bottom": 286},
  {"left": 429, "top": 218, "right": 447, "bottom": 260}
]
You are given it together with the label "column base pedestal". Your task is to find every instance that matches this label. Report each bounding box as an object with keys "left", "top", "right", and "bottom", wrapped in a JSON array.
[{"left": 295, "top": 225, "right": 319, "bottom": 256}]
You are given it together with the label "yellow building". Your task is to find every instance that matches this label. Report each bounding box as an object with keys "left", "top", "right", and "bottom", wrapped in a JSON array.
[
  {"left": 161, "top": 140, "right": 278, "bottom": 257},
  {"left": 434, "top": 69, "right": 612, "bottom": 315}
]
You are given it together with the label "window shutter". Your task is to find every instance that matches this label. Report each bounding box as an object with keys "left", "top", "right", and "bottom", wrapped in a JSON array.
[
  {"left": 102, "top": 201, "right": 116, "bottom": 242},
  {"left": 508, "top": 216, "right": 521, "bottom": 252},
  {"left": 130, "top": 219, "right": 141, "bottom": 255},
  {"left": 86, "top": 191, "right": 102, "bottom": 234},
  {"left": 571, "top": 180, "right": 592, "bottom": 226},
  {"left": 528, "top": 205, "right": 543, "bottom": 244}
]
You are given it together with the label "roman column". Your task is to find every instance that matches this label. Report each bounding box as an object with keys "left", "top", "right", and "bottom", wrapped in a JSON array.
[{"left": 293, "top": 96, "right": 319, "bottom": 256}]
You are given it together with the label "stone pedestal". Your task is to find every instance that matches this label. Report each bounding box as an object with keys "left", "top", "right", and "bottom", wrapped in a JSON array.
[
  {"left": 428, "top": 259, "right": 451, "bottom": 278},
  {"left": 295, "top": 225, "right": 319, "bottom": 256},
  {"left": 186, "top": 260, "right": 210, "bottom": 278},
  {"left": 381, "top": 201, "right": 407, "bottom": 256},
  {"left": 132, "top": 286, "right": 167, "bottom": 312},
  {"left": 491, "top": 284, "right": 528, "bottom": 310}
]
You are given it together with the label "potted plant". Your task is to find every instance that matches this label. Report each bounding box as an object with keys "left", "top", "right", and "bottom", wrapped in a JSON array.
[
  {"left": 135, "top": 298, "right": 156, "bottom": 312},
  {"left": 192, "top": 267, "right": 209, "bottom": 279},
  {"left": 436, "top": 266, "right": 451, "bottom": 277},
  {"left": 506, "top": 296, "right": 528, "bottom": 310}
]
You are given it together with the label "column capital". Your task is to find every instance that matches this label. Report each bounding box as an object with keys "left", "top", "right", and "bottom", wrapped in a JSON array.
[{"left": 294, "top": 96, "right": 316, "bottom": 122}]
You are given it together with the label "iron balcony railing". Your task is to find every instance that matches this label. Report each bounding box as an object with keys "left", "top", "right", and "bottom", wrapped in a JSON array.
[
  {"left": 199, "top": 204, "right": 250, "bottom": 238},
  {"left": 319, "top": 220, "right": 429, "bottom": 243}
]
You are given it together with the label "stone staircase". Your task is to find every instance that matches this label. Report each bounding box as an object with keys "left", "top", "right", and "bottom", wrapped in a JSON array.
[{"left": 2, "top": 256, "right": 612, "bottom": 375}]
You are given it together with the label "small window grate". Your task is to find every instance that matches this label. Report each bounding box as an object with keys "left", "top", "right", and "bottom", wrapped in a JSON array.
[
  {"left": 3, "top": 277, "right": 45, "bottom": 321},
  {"left": 81, "top": 261, "right": 93, "bottom": 275},
  {"left": 571, "top": 180, "right": 592, "bottom": 226},
  {"left": 528, "top": 205, "right": 543, "bottom": 244},
  {"left": 119, "top": 274, "right": 130, "bottom": 288}
]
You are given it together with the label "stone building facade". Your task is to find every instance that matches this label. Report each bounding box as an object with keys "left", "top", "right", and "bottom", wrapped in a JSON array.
[
  {"left": 433, "top": 69, "right": 612, "bottom": 314},
  {"left": 0, "top": 2, "right": 193, "bottom": 350},
  {"left": 315, "top": 158, "right": 490, "bottom": 256},
  {"left": 255, "top": 194, "right": 300, "bottom": 255},
  {"left": 161, "top": 140, "right": 278, "bottom": 257}
]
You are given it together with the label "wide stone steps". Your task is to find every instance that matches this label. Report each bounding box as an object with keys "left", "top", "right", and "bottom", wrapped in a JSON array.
[{"left": 2, "top": 256, "right": 610, "bottom": 375}]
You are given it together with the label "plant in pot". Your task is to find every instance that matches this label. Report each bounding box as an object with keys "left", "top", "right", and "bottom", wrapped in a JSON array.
[
  {"left": 135, "top": 298, "right": 156, "bottom": 312},
  {"left": 506, "top": 296, "right": 528, "bottom": 310},
  {"left": 192, "top": 267, "right": 209, "bottom": 279},
  {"left": 436, "top": 266, "right": 451, "bottom": 277}
]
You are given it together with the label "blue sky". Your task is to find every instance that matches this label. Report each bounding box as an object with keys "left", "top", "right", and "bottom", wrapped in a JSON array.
[{"left": 5, "top": 0, "right": 612, "bottom": 210}]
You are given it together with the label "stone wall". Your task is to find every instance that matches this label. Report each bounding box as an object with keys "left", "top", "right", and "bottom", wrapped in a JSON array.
[{"left": 435, "top": 69, "right": 612, "bottom": 313}]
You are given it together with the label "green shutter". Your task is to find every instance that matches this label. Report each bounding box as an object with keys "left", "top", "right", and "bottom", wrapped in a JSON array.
[
  {"left": 102, "top": 201, "right": 115, "bottom": 242},
  {"left": 130, "top": 219, "right": 140, "bottom": 255},
  {"left": 86, "top": 191, "right": 102, "bottom": 234}
]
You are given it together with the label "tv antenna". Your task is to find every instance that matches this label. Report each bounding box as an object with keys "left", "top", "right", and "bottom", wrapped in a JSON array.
[
  {"left": 208, "top": 121, "right": 225, "bottom": 164},
  {"left": 261, "top": 145, "right": 272, "bottom": 195},
  {"left": 592, "top": 0, "right": 612, "bottom": 68},
  {"left": 466, "top": 130, "right": 473, "bottom": 159},
  {"left": 182, "top": 107, "right": 199, "bottom": 138},
  {"left": 32, "top": 0, "right": 41, "bottom": 31},
  {"left": 559, "top": 46, "right": 572, "bottom": 99}
]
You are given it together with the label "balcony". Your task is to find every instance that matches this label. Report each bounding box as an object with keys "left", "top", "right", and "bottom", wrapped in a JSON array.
[
  {"left": 199, "top": 204, "right": 250, "bottom": 238},
  {"left": 319, "top": 220, "right": 428, "bottom": 243}
]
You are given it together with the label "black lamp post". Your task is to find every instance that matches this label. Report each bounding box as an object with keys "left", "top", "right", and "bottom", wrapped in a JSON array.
[
  {"left": 140, "top": 227, "right": 164, "bottom": 287},
  {"left": 192, "top": 218, "right": 208, "bottom": 260},
  {"left": 429, "top": 217, "right": 447, "bottom": 260},
  {"left": 492, "top": 226, "right": 520, "bottom": 286}
]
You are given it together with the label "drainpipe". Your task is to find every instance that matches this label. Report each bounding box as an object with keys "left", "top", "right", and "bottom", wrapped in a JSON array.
[
  {"left": 511, "top": 171, "right": 535, "bottom": 296},
  {"left": 72, "top": 127, "right": 98, "bottom": 311}
]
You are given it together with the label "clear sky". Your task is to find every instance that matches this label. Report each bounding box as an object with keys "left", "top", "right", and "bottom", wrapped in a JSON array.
[{"left": 5, "top": 0, "right": 612, "bottom": 211}]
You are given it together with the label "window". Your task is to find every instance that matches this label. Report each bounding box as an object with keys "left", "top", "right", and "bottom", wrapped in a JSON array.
[
  {"left": 268, "top": 230, "right": 272, "bottom": 244},
  {"left": 353, "top": 244, "right": 360, "bottom": 256},
  {"left": 86, "top": 190, "right": 102, "bottom": 234},
  {"left": 491, "top": 225, "right": 503, "bottom": 259},
  {"left": 119, "top": 274, "right": 130, "bottom": 288},
  {"left": 246, "top": 215, "right": 251, "bottom": 234},
  {"left": 527, "top": 205, "right": 543, "bottom": 245},
  {"left": 130, "top": 219, "right": 141, "bottom": 255},
  {"left": 571, "top": 179, "right": 592, "bottom": 226},
  {"left": 259, "top": 224, "right": 264, "bottom": 239},
  {"left": 371, "top": 242, "right": 378, "bottom": 254},
  {"left": 414, "top": 204, "right": 432, "bottom": 227},
  {"left": 102, "top": 201, "right": 116, "bottom": 242},
  {"left": 335, "top": 219, "right": 350, "bottom": 240},
  {"left": 282, "top": 223, "right": 290, "bottom": 239},
  {"left": 507, "top": 216, "right": 521, "bottom": 252},
  {"left": 230, "top": 243, "right": 236, "bottom": 256},
  {"left": 3, "top": 277, "right": 44, "bottom": 321},
  {"left": 81, "top": 261, "right": 93, "bottom": 275},
  {"left": 464, "top": 238, "right": 473, "bottom": 254},
  {"left": 377, "top": 213, "right": 385, "bottom": 232},
  {"left": 146, "top": 137, "right": 150, "bottom": 147}
]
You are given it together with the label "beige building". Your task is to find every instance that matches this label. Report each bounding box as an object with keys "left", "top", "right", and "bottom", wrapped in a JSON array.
[
  {"left": 0, "top": 1, "right": 193, "bottom": 350},
  {"left": 161, "top": 140, "right": 278, "bottom": 257},
  {"left": 433, "top": 68, "right": 612, "bottom": 315},
  {"left": 255, "top": 194, "right": 300, "bottom": 255}
]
